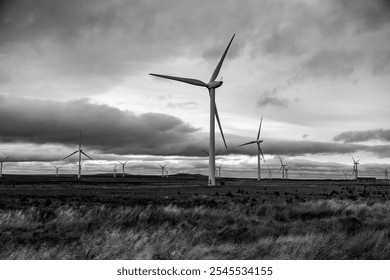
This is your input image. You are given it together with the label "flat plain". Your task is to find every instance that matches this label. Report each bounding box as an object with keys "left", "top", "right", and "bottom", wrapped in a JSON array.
[{"left": 1, "top": 174, "right": 390, "bottom": 259}]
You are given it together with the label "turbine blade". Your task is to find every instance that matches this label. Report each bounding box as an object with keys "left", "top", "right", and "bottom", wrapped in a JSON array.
[
  {"left": 214, "top": 103, "right": 227, "bottom": 149},
  {"left": 239, "top": 141, "right": 257, "bottom": 147},
  {"left": 201, "top": 149, "right": 209, "bottom": 156},
  {"left": 63, "top": 150, "right": 78, "bottom": 160},
  {"left": 216, "top": 149, "right": 222, "bottom": 156},
  {"left": 209, "top": 34, "right": 235, "bottom": 83},
  {"left": 52, "top": 164, "right": 57, "bottom": 168},
  {"left": 258, "top": 145, "right": 265, "bottom": 162},
  {"left": 81, "top": 151, "right": 93, "bottom": 160},
  {"left": 257, "top": 116, "right": 263, "bottom": 140},
  {"left": 149, "top": 74, "right": 208, "bottom": 87}
]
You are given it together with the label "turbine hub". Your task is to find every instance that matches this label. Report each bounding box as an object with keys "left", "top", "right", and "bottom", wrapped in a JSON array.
[{"left": 208, "top": 80, "right": 223, "bottom": 89}]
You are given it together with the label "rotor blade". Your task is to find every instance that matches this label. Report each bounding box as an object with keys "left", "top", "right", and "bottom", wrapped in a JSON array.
[
  {"left": 1, "top": 156, "right": 8, "bottom": 161},
  {"left": 214, "top": 103, "right": 227, "bottom": 149},
  {"left": 239, "top": 141, "right": 257, "bottom": 147},
  {"left": 215, "top": 149, "right": 222, "bottom": 156},
  {"left": 201, "top": 149, "right": 209, "bottom": 156},
  {"left": 257, "top": 116, "right": 263, "bottom": 141},
  {"left": 149, "top": 74, "right": 208, "bottom": 87},
  {"left": 52, "top": 164, "right": 57, "bottom": 168},
  {"left": 258, "top": 145, "right": 265, "bottom": 162},
  {"left": 209, "top": 34, "right": 235, "bottom": 83},
  {"left": 63, "top": 150, "right": 78, "bottom": 160},
  {"left": 81, "top": 151, "right": 93, "bottom": 160}
]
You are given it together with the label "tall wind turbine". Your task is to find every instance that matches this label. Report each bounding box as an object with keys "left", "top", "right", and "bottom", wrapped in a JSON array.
[
  {"left": 51, "top": 164, "right": 62, "bottom": 177},
  {"left": 0, "top": 156, "right": 8, "bottom": 178},
  {"left": 239, "top": 116, "right": 265, "bottom": 180},
  {"left": 118, "top": 161, "right": 128, "bottom": 178},
  {"left": 63, "top": 132, "right": 93, "bottom": 179},
  {"left": 352, "top": 156, "right": 360, "bottom": 180},
  {"left": 150, "top": 35, "right": 235, "bottom": 186}
]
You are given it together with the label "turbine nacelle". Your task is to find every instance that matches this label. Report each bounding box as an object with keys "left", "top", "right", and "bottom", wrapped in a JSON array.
[{"left": 208, "top": 80, "right": 223, "bottom": 89}]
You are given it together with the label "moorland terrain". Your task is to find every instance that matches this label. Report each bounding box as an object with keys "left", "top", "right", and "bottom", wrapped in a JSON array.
[{"left": 1, "top": 174, "right": 390, "bottom": 259}]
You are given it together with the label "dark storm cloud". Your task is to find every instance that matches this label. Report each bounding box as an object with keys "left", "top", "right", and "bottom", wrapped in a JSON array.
[
  {"left": 0, "top": 95, "right": 199, "bottom": 155},
  {"left": 333, "top": 129, "right": 390, "bottom": 143}
]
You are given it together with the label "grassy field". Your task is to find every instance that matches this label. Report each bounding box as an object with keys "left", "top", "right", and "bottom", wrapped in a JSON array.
[{"left": 1, "top": 174, "right": 390, "bottom": 259}]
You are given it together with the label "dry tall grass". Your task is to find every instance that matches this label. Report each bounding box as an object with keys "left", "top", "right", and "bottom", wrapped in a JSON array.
[{"left": 1, "top": 199, "right": 390, "bottom": 259}]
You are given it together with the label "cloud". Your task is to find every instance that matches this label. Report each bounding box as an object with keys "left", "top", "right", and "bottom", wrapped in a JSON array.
[
  {"left": 0, "top": 94, "right": 200, "bottom": 155},
  {"left": 333, "top": 129, "right": 390, "bottom": 143},
  {"left": 167, "top": 101, "right": 199, "bottom": 110},
  {"left": 256, "top": 86, "right": 298, "bottom": 108}
]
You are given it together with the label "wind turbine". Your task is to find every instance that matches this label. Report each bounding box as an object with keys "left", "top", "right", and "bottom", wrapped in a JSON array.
[
  {"left": 268, "top": 166, "right": 272, "bottom": 179},
  {"left": 216, "top": 162, "right": 223, "bottom": 180},
  {"left": 51, "top": 164, "right": 62, "bottom": 177},
  {"left": 342, "top": 171, "right": 349, "bottom": 180},
  {"left": 385, "top": 169, "right": 389, "bottom": 180},
  {"left": 112, "top": 164, "right": 117, "bottom": 178},
  {"left": 118, "top": 161, "right": 129, "bottom": 178},
  {"left": 239, "top": 116, "right": 265, "bottom": 180},
  {"left": 150, "top": 35, "right": 235, "bottom": 186},
  {"left": 352, "top": 156, "right": 360, "bottom": 180},
  {"left": 63, "top": 132, "right": 93, "bottom": 179},
  {"left": 285, "top": 165, "right": 291, "bottom": 179},
  {"left": 159, "top": 163, "right": 168, "bottom": 178},
  {"left": 0, "top": 156, "right": 8, "bottom": 178},
  {"left": 279, "top": 157, "right": 288, "bottom": 179},
  {"left": 165, "top": 168, "right": 169, "bottom": 178}
]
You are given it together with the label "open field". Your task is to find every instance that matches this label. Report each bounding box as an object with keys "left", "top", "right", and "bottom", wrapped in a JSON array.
[{"left": 1, "top": 174, "right": 390, "bottom": 259}]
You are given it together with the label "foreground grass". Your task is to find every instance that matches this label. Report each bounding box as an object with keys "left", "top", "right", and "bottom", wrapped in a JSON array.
[{"left": 1, "top": 198, "right": 390, "bottom": 259}]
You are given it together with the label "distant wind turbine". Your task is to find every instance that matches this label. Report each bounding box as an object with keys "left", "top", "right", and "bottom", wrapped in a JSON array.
[
  {"left": 159, "top": 163, "right": 168, "bottom": 178},
  {"left": 385, "top": 169, "right": 389, "bottom": 180},
  {"left": 51, "top": 164, "right": 62, "bottom": 177},
  {"left": 216, "top": 162, "right": 223, "bottom": 180},
  {"left": 285, "top": 165, "right": 291, "bottom": 179},
  {"left": 239, "top": 116, "right": 265, "bottom": 180},
  {"left": 0, "top": 156, "right": 8, "bottom": 178},
  {"left": 112, "top": 164, "right": 117, "bottom": 178},
  {"left": 165, "top": 168, "right": 169, "bottom": 178},
  {"left": 63, "top": 132, "right": 93, "bottom": 179},
  {"left": 268, "top": 166, "right": 272, "bottom": 179},
  {"left": 118, "top": 161, "right": 129, "bottom": 178},
  {"left": 150, "top": 35, "right": 235, "bottom": 186},
  {"left": 352, "top": 156, "right": 360, "bottom": 180},
  {"left": 279, "top": 157, "right": 288, "bottom": 179}
]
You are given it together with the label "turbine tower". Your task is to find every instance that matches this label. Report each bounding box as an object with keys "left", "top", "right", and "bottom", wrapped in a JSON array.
[
  {"left": 239, "top": 116, "right": 265, "bottom": 180},
  {"left": 51, "top": 164, "right": 62, "bottom": 177},
  {"left": 352, "top": 156, "right": 360, "bottom": 180},
  {"left": 0, "top": 156, "right": 8, "bottom": 178},
  {"left": 63, "top": 132, "right": 93, "bottom": 179},
  {"left": 268, "top": 166, "right": 272, "bottom": 179},
  {"left": 118, "top": 161, "right": 129, "bottom": 178},
  {"left": 150, "top": 35, "right": 235, "bottom": 186},
  {"left": 385, "top": 169, "right": 389, "bottom": 180}
]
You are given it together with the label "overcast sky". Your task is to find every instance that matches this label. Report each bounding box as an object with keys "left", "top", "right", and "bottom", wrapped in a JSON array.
[{"left": 1, "top": 0, "right": 390, "bottom": 178}]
